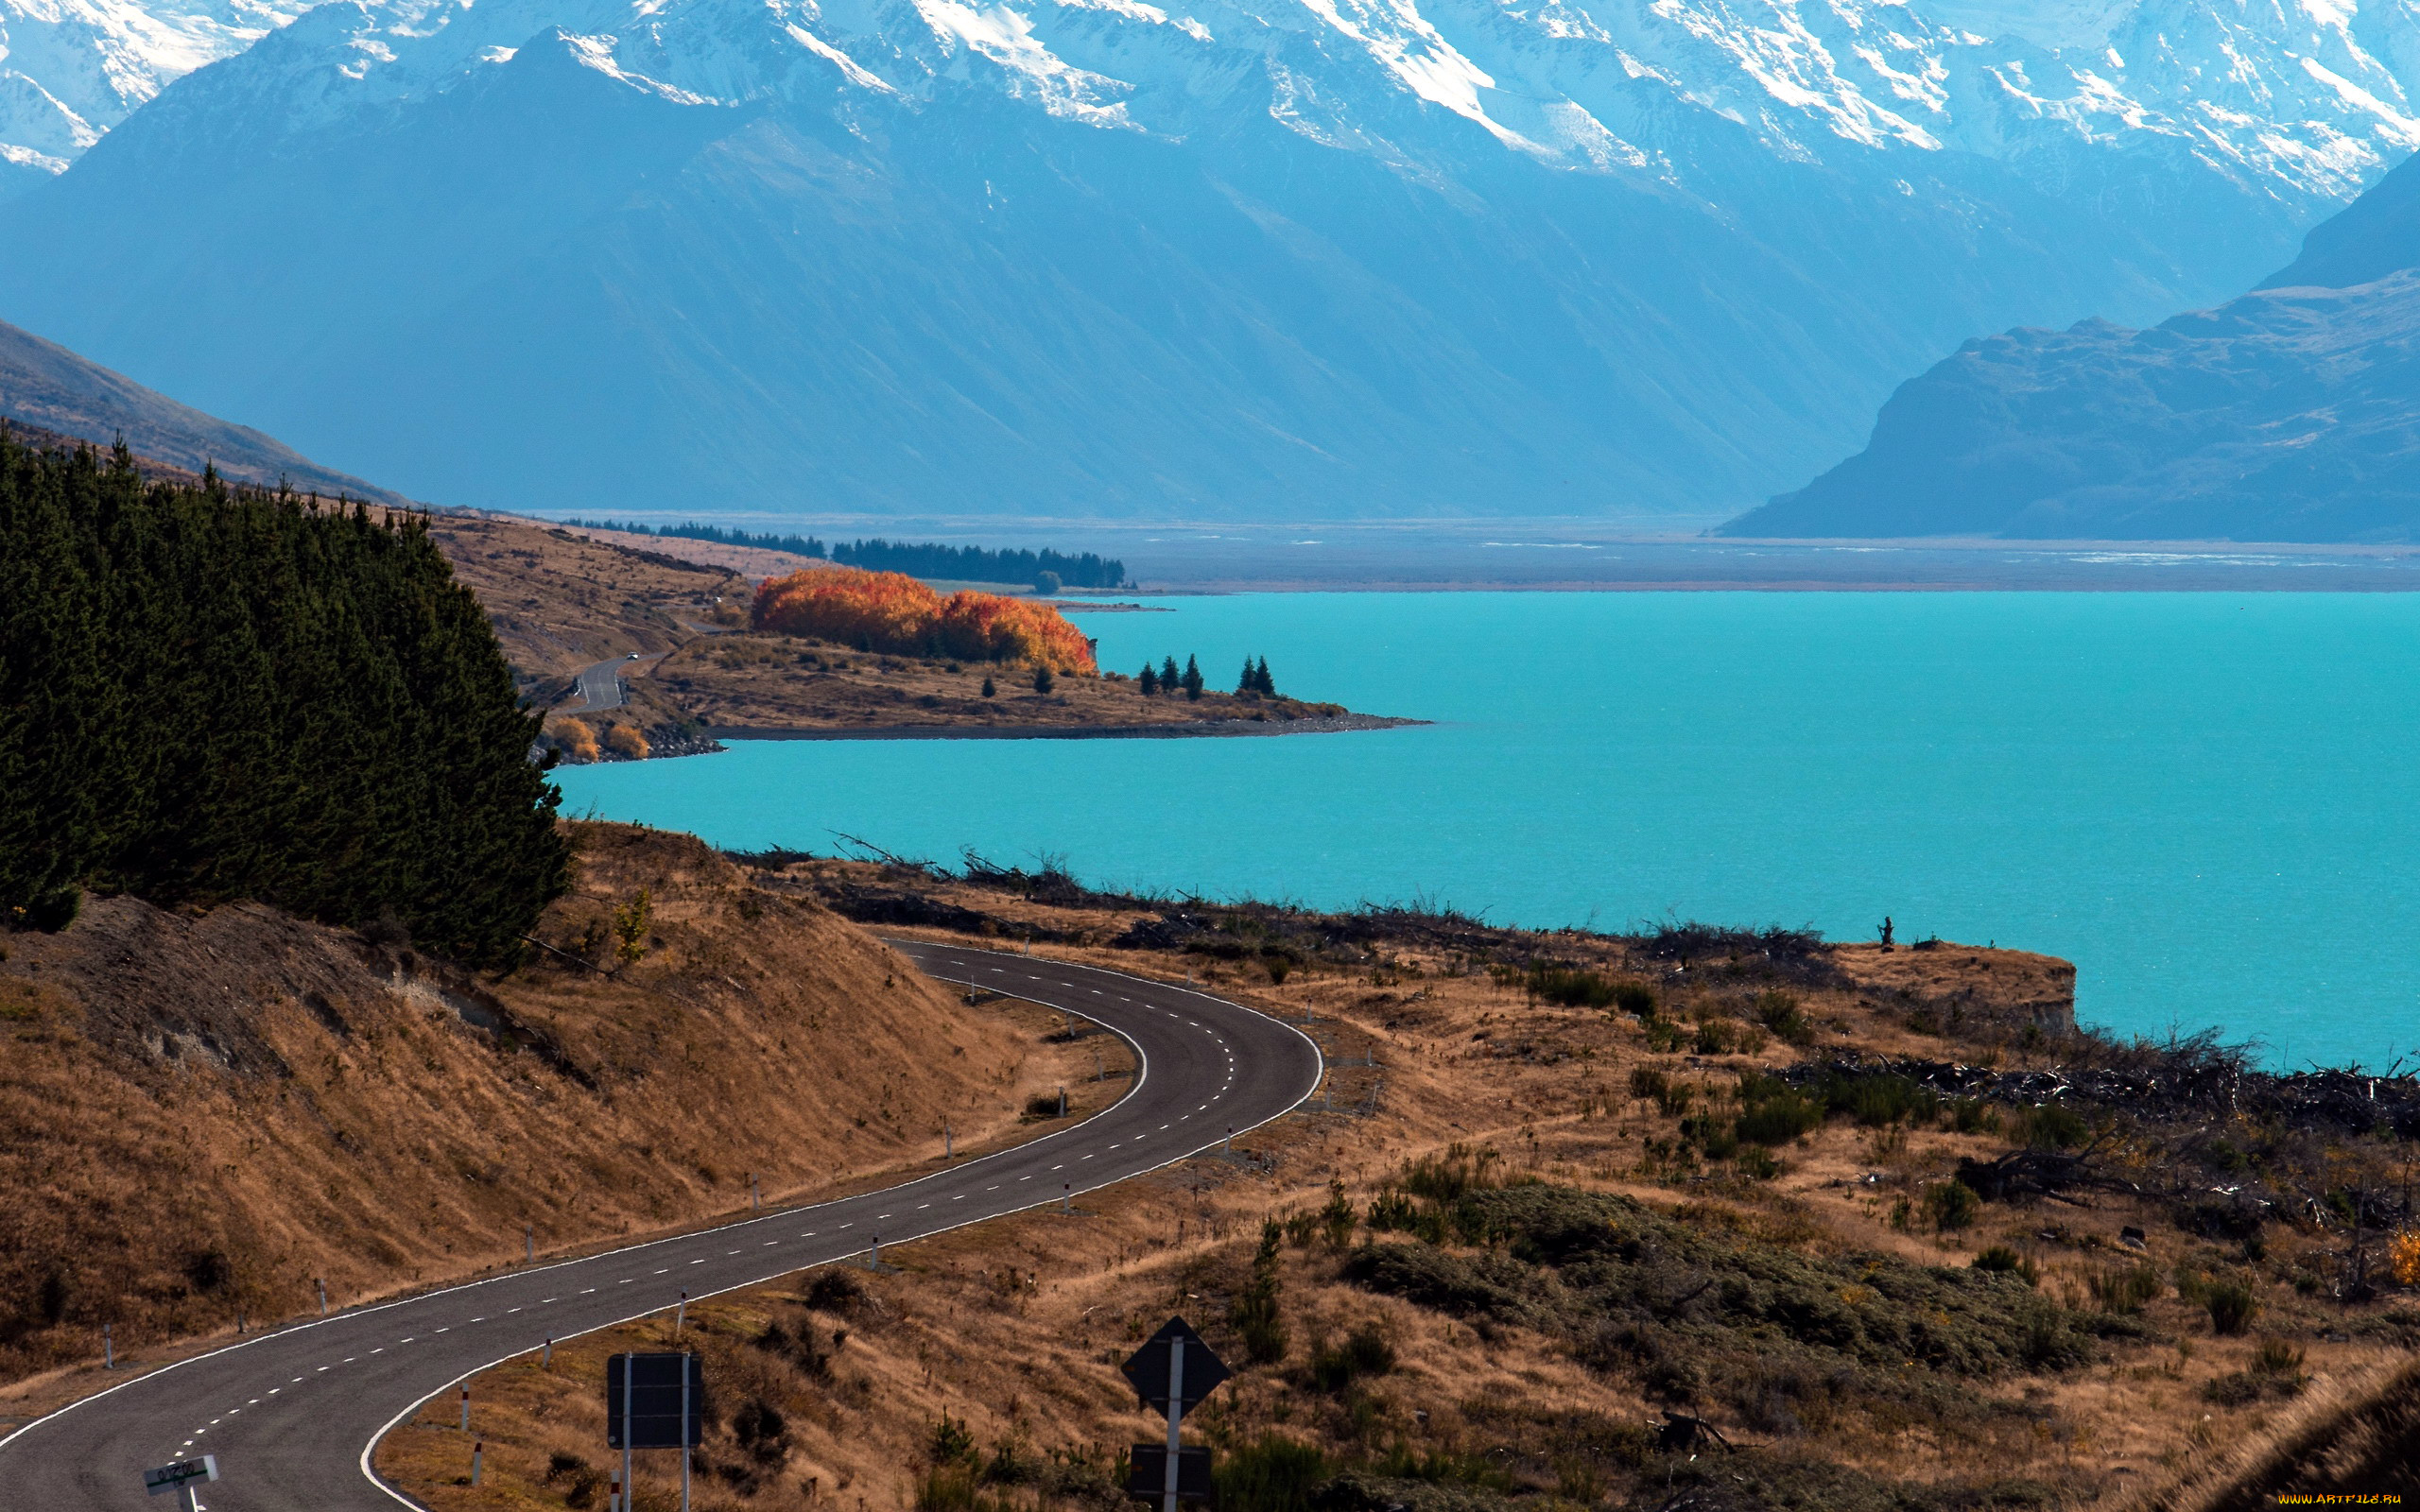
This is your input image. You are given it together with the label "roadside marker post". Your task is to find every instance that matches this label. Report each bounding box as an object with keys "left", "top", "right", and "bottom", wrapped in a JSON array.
[
  {"left": 316, "top": 1279, "right": 328, "bottom": 1315},
  {"left": 459, "top": 1385, "right": 471, "bottom": 1431},
  {"left": 751, "top": 1173, "right": 761, "bottom": 1212},
  {"left": 1120, "top": 1318, "right": 1227, "bottom": 1510},
  {"left": 142, "top": 1453, "right": 218, "bottom": 1512},
  {"left": 675, "top": 1291, "right": 687, "bottom": 1337},
  {"left": 472, "top": 1441, "right": 484, "bottom": 1486},
  {"left": 869, "top": 1233, "right": 880, "bottom": 1270},
  {"left": 1058, "top": 1085, "right": 1067, "bottom": 1117},
  {"left": 1063, "top": 1183, "right": 1072, "bottom": 1214},
  {"left": 944, "top": 1121, "right": 953, "bottom": 1160},
  {"left": 544, "top": 1337, "right": 554, "bottom": 1369},
  {"left": 103, "top": 1323, "right": 112, "bottom": 1369},
  {"left": 527, "top": 1224, "right": 535, "bottom": 1263}
]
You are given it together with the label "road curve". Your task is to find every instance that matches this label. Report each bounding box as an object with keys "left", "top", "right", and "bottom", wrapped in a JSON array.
[
  {"left": 558, "top": 655, "right": 640, "bottom": 714},
  {"left": 0, "top": 942, "right": 1322, "bottom": 1510}
]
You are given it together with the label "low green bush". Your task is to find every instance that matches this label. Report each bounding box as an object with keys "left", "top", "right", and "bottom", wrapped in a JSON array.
[
  {"left": 1212, "top": 1436, "right": 1329, "bottom": 1512},
  {"left": 1924, "top": 1180, "right": 1980, "bottom": 1232},
  {"left": 1973, "top": 1246, "right": 2038, "bottom": 1287}
]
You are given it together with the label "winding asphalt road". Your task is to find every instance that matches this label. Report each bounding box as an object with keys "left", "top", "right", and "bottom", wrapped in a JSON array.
[
  {"left": 0, "top": 942, "right": 1322, "bottom": 1510},
  {"left": 559, "top": 655, "right": 646, "bottom": 714}
]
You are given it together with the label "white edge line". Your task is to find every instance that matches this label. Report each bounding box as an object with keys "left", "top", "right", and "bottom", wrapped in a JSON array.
[
  {"left": 363, "top": 942, "right": 1320, "bottom": 1507},
  {"left": 0, "top": 938, "right": 1322, "bottom": 1511}
]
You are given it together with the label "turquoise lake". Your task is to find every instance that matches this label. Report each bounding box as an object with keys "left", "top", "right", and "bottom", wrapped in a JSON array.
[{"left": 555, "top": 592, "right": 2420, "bottom": 1071}]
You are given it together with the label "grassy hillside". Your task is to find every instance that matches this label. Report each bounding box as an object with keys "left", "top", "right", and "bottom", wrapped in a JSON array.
[
  {"left": 0, "top": 824, "right": 1110, "bottom": 1389},
  {"left": 374, "top": 868, "right": 2420, "bottom": 1511}
]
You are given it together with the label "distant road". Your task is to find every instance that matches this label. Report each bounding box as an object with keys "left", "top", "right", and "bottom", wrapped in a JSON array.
[
  {"left": 0, "top": 942, "right": 1322, "bottom": 1510},
  {"left": 558, "top": 655, "right": 646, "bottom": 714}
]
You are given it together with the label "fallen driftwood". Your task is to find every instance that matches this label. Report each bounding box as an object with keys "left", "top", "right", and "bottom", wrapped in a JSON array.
[
  {"left": 1953, "top": 1139, "right": 2130, "bottom": 1205},
  {"left": 1657, "top": 1411, "right": 1735, "bottom": 1454}
]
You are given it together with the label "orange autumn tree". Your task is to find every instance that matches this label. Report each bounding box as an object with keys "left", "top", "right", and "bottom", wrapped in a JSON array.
[{"left": 752, "top": 566, "right": 1097, "bottom": 672}]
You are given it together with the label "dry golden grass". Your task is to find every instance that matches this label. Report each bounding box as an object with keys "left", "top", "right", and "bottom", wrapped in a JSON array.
[
  {"left": 371, "top": 909, "right": 2420, "bottom": 1512},
  {"left": 0, "top": 824, "right": 1115, "bottom": 1406}
]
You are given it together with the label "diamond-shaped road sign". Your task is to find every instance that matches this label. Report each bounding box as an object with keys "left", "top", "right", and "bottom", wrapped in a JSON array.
[{"left": 1121, "top": 1316, "right": 1230, "bottom": 1414}]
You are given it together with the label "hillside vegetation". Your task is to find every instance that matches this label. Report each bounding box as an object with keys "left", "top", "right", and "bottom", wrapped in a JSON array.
[
  {"left": 373, "top": 859, "right": 2417, "bottom": 1512},
  {"left": 0, "top": 825, "right": 1097, "bottom": 1388},
  {"left": 752, "top": 566, "right": 1098, "bottom": 672},
  {"left": 0, "top": 438, "right": 565, "bottom": 960}
]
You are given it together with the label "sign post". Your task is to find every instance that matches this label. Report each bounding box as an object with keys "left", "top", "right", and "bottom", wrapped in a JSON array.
[
  {"left": 608, "top": 1352, "right": 703, "bottom": 1512},
  {"left": 1120, "top": 1318, "right": 1227, "bottom": 1510},
  {"left": 143, "top": 1455, "right": 218, "bottom": 1512}
]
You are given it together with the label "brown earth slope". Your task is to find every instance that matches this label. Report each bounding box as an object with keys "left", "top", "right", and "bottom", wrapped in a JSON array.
[
  {"left": 366, "top": 868, "right": 2420, "bottom": 1512},
  {"left": 0, "top": 824, "right": 1109, "bottom": 1392}
]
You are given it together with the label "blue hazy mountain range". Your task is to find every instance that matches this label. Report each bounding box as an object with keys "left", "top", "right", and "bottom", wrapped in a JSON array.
[
  {"left": 0, "top": 315, "right": 402, "bottom": 500},
  {"left": 1731, "top": 149, "right": 2420, "bottom": 541},
  {"left": 6, "top": 0, "right": 2420, "bottom": 519}
]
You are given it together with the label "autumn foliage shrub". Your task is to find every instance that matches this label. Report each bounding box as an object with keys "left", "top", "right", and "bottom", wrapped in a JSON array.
[{"left": 752, "top": 567, "right": 1097, "bottom": 671}]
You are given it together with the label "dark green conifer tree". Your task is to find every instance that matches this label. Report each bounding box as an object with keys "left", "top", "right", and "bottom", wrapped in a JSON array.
[
  {"left": 1137, "top": 663, "right": 1158, "bottom": 696},
  {"left": 0, "top": 435, "right": 566, "bottom": 962},
  {"left": 1182, "top": 655, "right": 1204, "bottom": 700},
  {"left": 1161, "top": 656, "right": 1180, "bottom": 688}
]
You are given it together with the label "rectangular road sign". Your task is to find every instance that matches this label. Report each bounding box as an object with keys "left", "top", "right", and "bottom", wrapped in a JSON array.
[
  {"left": 1125, "top": 1446, "right": 1210, "bottom": 1501},
  {"left": 1120, "top": 1317, "right": 1229, "bottom": 1414},
  {"left": 605, "top": 1352, "right": 703, "bottom": 1449},
  {"left": 143, "top": 1456, "right": 217, "bottom": 1495}
]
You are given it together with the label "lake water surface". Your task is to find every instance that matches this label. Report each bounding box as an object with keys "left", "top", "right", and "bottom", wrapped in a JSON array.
[{"left": 555, "top": 592, "right": 2420, "bottom": 1070}]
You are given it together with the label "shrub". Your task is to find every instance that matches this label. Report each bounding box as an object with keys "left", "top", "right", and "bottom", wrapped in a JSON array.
[
  {"left": 1232, "top": 1221, "right": 1289, "bottom": 1364},
  {"left": 1735, "top": 1074, "right": 1824, "bottom": 1145},
  {"left": 1654, "top": 1080, "right": 1695, "bottom": 1118},
  {"left": 1736, "top": 1145, "right": 1782, "bottom": 1179},
  {"left": 930, "top": 1412, "right": 978, "bottom": 1464},
  {"left": 2204, "top": 1279, "right": 2259, "bottom": 1336},
  {"left": 1973, "top": 1246, "right": 2038, "bottom": 1287},
  {"left": 753, "top": 565, "right": 1097, "bottom": 670},
  {"left": 1643, "top": 1017, "right": 1688, "bottom": 1053},
  {"left": 604, "top": 723, "right": 650, "bottom": 760},
  {"left": 1611, "top": 981, "right": 1658, "bottom": 1017},
  {"left": 2391, "top": 1230, "right": 2420, "bottom": 1287},
  {"left": 1693, "top": 1020, "right": 1737, "bottom": 1055},
  {"left": 1032, "top": 665, "right": 1055, "bottom": 694},
  {"left": 1823, "top": 1072, "right": 1938, "bottom": 1128},
  {"left": 803, "top": 1267, "right": 864, "bottom": 1313},
  {"left": 1754, "top": 990, "right": 1816, "bottom": 1045},
  {"left": 1305, "top": 1323, "right": 1394, "bottom": 1393},
  {"left": 2254, "top": 1335, "right": 2307, "bottom": 1376},
  {"left": 1265, "top": 955, "right": 1291, "bottom": 986},
  {"left": 1401, "top": 1143, "right": 1499, "bottom": 1203},
  {"left": 552, "top": 717, "right": 601, "bottom": 764},
  {"left": 1945, "top": 1097, "right": 1997, "bottom": 1135},
  {"left": 1213, "top": 1436, "right": 1329, "bottom": 1512},
  {"left": 1527, "top": 964, "right": 1617, "bottom": 1008},
  {"left": 1023, "top": 1091, "right": 1065, "bottom": 1118},
  {"left": 1924, "top": 1180, "right": 1980, "bottom": 1232},
  {"left": 2017, "top": 1104, "right": 2091, "bottom": 1150},
  {"left": 2090, "top": 1264, "right": 2161, "bottom": 1315},
  {"left": 1628, "top": 1066, "right": 1669, "bottom": 1103}
]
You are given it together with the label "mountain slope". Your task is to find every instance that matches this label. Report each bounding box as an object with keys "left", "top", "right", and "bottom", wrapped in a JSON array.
[
  {"left": 9, "top": 0, "right": 2420, "bottom": 516},
  {"left": 1726, "top": 151, "right": 2420, "bottom": 541},
  {"left": 0, "top": 317, "right": 405, "bottom": 500}
]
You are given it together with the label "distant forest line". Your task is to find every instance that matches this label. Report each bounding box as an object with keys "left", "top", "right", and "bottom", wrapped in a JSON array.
[
  {"left": 555, "top": 519, "right": 1130, "bottom": 588},
  {"left": 2, "top": 439, "right": 567, "bottom": 961}
]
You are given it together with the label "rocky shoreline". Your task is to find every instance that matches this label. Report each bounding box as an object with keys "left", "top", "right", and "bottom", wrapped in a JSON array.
[{"left": 700, "top": 713, "right": 1426, "bottom": 742}]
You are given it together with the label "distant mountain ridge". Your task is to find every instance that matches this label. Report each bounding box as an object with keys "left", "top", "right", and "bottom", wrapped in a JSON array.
[
  {"left": 9, "top": 0, "right": 2420, "bottom": 518},
  {"left": 0, "top": 318, "right": 403, "bottom": 502},
  {"left": 1725, "top": 151, "right": 2420, "bottom": 542}
]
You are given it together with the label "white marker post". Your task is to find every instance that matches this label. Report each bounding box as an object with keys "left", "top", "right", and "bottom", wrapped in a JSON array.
[
  {"left": 316, "top": 1279, "right": 328, "bottom": 1315},
  {"left": 472, "top": 1441, "right": 484, "bottom": 1486}
]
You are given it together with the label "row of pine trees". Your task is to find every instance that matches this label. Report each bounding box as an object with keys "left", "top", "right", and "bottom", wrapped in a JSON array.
[
  {"left": 0, "top": 438, "right": 567, "bottom": 963},
  {"left": 1133, "top": 655, "right": 1279, "bottom": 699}
]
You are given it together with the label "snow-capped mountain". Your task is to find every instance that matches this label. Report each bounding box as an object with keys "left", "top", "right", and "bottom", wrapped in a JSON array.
[
  {"left": 6, "top": 0, "right": 2420, "bottom": 515},
  {"left": 0, "top": 0, "right": 308, "bottom": 193}
]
